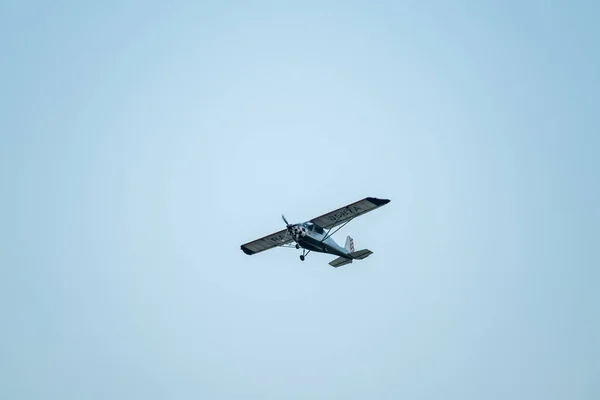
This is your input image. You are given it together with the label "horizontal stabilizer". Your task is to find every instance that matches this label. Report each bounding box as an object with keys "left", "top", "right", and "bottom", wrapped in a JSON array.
[
  {"left": 329, "top": 257, "right": 353, "bottom": 268},
  {"left": 350, "top": 249, "right": 373, "bottom": 260}
]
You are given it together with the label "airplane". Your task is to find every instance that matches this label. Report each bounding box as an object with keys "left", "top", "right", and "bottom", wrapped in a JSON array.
[{"left": 240, "top": 197, "right": 390, "bottom": 267}]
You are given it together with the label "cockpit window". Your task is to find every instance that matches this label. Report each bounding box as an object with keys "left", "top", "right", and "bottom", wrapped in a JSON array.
[{"left": 302, "top": 222, "right": 323, "bottom": 233}]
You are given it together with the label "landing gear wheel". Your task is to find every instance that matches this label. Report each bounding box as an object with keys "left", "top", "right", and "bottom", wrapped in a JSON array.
[
  {"left": 300, "top": 255, "right": 305, "bottom": 261},
  {"left": 295, "top": 244, "right": 300, "bottom": 249}
]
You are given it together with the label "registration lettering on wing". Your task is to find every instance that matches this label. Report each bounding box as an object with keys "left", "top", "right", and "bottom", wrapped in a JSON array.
[
  {"left": 327, "top": 205, "right": 363, "bottom": 222},
  {"left": 269, "top": 233, "right": 287, "bottom": 244}
]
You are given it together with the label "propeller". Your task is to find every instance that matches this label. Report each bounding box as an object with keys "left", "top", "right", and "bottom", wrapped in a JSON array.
[
  {"left": 281, "top": 213, "right": 306, "bottom": 244},
  {"left": 281, "top": 214, "right": 293, "bottom": 243}
]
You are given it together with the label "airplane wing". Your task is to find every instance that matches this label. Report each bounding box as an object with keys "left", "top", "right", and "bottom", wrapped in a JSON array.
[
  {"left": 240, "top": 197, "right": 390, "bottom": 256},
  {"left": 310, "top": 197, "right": 390, "bottom": 230},
  {"left": 240, "top": 229, "right": 293, "bottom": 255}
]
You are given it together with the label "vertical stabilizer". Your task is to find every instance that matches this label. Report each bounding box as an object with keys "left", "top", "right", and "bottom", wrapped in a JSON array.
[{"left": 345, "top": 236, "right": 355, "bottom": 253}]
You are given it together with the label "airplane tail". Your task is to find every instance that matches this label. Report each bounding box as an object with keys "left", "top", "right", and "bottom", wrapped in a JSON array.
[
  {"left": 329, "top": 238, "right": 373, "bottom": 268},
  {"left": 344, "top": 236, "right": 371, "bottom": 259},
  {"left": 345, "top": 236, "right": 355, "bottom": 252}
]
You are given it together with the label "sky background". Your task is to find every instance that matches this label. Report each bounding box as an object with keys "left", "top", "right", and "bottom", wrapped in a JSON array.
[{"left": 1, "top": 1, "right": 599, "bottom": 399}]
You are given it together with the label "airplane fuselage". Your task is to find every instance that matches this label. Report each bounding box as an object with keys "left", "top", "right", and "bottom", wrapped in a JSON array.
[{"left": 289, "top": 222, "right": 350, "bottom": 258}]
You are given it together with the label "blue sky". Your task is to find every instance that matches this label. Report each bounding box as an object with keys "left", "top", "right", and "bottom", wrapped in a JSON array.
[{"left": 1, "top": 1, "right": 599, "bottom": 399}]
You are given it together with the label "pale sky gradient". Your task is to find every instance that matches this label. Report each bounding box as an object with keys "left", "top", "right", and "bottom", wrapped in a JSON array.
[{"left": 1, "top": 1, "right": 599, "bottom": 399}]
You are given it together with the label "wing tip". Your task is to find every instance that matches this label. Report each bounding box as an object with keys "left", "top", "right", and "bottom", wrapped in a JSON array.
[
  {"left": 240, "top": 245, "right": 255, "bottom": 255},
  {"left": 366, "top": 197, "right": 391, "bottom": 206}
]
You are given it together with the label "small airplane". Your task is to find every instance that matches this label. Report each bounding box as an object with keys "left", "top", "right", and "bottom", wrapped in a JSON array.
[{"left": 240, "top": 197, "right": 390, "bottom": 267}]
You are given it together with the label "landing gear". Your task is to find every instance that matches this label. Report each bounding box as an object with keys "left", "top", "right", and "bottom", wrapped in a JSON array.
[
  {"left": 299, "top": 248, "right": 310, "bottom": 262},
  {"left": 295, "top": 244, "right": 300, "bottom": 249}
]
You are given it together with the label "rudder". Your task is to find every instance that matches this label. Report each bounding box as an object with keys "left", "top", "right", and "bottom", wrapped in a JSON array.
[{"left": 345, "top": 236, "right": 355, "bottom": 253}]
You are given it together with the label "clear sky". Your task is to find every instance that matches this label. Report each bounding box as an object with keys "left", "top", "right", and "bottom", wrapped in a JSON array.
[{"left": 1, "top": 1, "right": 599, "bottom": 399}]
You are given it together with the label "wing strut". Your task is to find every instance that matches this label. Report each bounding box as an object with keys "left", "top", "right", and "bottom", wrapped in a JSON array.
[{"left": 320, "top": 208, "right": 357, "bottom": 243}]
